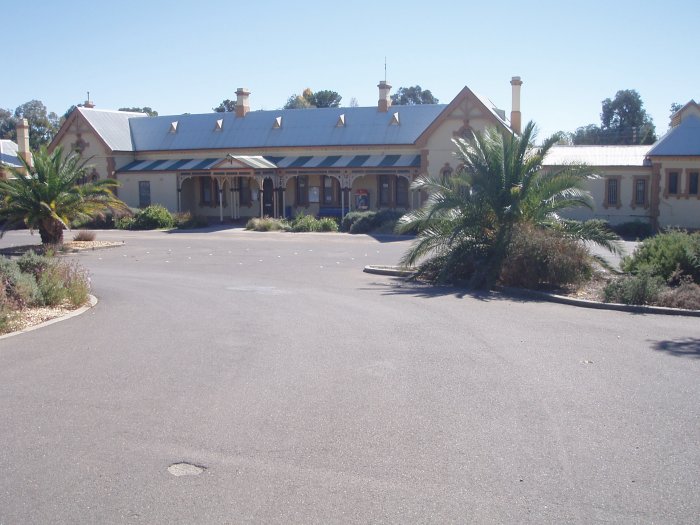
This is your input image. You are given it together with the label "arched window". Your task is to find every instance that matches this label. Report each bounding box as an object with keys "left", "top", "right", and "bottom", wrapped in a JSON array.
[{"left": 441, "top": 166, "right": 453, "bottom": 181}]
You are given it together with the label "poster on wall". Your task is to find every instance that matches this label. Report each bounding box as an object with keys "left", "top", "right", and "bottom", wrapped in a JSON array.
[
  {"left": 355, "top": 189, "right": 369, "bottom": 210},
  {"left": 309, "top": 186, "right": 320, "bottom": 203}
]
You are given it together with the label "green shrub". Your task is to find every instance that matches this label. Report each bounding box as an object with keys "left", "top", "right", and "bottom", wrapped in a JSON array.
[
  {"left": 611, "top": 220, "right": 653, "bottom": 239},
  {"left": 115, "top": 216, "right": 136, "bottom": 230},
  {"left": 621, "top": 230, "right": 700, "bottom": 283},
  {"left": 174, "top": 212, "right": 209, "bottom": 229},
  {"left": 245, "top": 217, "right": 289, "bottom": 231},
  {"left": 0, "top": 256, "right": 41, "bottom": 307},
  {"left": 37, "top": 260, "right": 90, "bottom": 307},
  {"left": 342, "top": 209, "right": 408, "bottom": 234},
  {"left": 316, "top": 217, "right": 339, "bottom": 232},
  {"left": 290, "top": 213, "right": 320, "bottom": 232},
  {"left": 603, "top": 269, "right": 665, "bottom": 305},
  {"left": 16, "top": 250, "right": 52, "bottom": 279},
  {"left": 499, "top": 224, "right": 592, "bottom": 289},
  {"left": 130, "top": 205, "right": 176, "bottom": 230}
]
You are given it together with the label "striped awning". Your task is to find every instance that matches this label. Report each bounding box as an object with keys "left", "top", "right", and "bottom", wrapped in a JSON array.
[
  {"left": 263, "top": 154, "right": 421, "bottom": 169},
  {"left": 117, "top": 154, "right": 420, "bottom": 173},
  {"left": 118, "top": 156, "right": 276, "bottom": 173}
]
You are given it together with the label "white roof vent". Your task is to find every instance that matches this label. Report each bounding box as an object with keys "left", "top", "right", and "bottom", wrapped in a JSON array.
[
  {"left": 336, "top": 114, "right": 345, "bottom": 127},
  {"left": 273, "top": 116, "right": 282, "bottom": 129},
  {"left": 390, "top": 112, "right": 400, "bottom": 126},
  {"left": 169, "top": 121, "right": 178, "bottom": 133},
  {"left": 214, "top": 118, "right": 224, "bottom": 131}
]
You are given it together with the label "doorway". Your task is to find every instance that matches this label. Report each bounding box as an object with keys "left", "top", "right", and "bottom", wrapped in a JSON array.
[{"left": 262, "top": 178, "right": 274, "bottom": 216}]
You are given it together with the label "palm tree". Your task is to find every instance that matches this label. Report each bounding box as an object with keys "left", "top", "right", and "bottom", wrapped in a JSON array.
[
  {"left": 397, "top": 121, "right": 620, "bottom": 288},
  {"left": 0, "top": 146, "right": 129, "bottom": 245}
]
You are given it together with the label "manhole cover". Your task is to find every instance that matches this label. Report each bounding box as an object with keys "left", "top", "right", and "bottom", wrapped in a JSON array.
[{"left": 168, "top": 462, "right": 205, "bottom": 476}]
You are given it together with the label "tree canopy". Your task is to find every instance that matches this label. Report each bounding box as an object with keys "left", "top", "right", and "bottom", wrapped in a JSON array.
[
  {"left": 391, "top": 85, "right": 439, "bottom": 105},
  {"left": 213, "top": 99, "right": 236, "bottom": 112},
  {"left": 283, "top": 88, "right": 342, "bottom": 109},
  {"left": 119, "top": 106, "right": 159, "bottom": 116},
  {"left": 571, "top": 89, "right": 656, "bottom": 145}
]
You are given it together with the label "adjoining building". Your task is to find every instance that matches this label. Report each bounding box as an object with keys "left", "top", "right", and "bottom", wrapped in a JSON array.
[
  {"left": 47, "top": 80, "right": 699, "bottom": 230},
  {"left": 546, "top": 100, "right": 700, "bottom": 230},
  {"left": 0, "top": 119, "right": 32, "bottom": 179}
]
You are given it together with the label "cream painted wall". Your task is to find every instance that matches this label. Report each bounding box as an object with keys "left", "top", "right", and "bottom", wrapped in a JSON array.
[
  {"left": 120, "top": 173, "right": 178, "bottom": 211},
  {"left": 656, "top": 158, "right": 700, "bottom": 228}
]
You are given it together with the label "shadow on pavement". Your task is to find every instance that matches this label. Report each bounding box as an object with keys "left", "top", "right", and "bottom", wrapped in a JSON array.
[
  {"left": 360, "top": 279, "right": 536, "bottom": 303},
  {"left": 651, "top": 338, "right": 700, "bottom": 359}
]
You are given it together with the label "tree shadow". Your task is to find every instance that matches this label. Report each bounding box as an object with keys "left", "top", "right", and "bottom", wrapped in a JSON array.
[
  {"left": 650, "top": 338, "right": 700, "bottom": 359},
  {"left": 359, "top": 278, "right": 536, "bottom": 303}
]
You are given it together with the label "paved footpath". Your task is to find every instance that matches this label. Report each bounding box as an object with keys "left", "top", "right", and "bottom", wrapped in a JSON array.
[{"left": 0, "top": 229, "right": 698, "bottom": 524}]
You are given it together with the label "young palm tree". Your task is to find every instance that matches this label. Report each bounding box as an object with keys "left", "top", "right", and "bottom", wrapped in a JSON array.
[
  {"left": 0, "top": 146, "right": 129, "bottom": 245},
  {"left": 397, "top": 121, "right": 620, "bottom": 288}
]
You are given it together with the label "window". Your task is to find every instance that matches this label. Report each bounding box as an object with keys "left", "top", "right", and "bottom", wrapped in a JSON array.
[
  {"left": 668, "top": 171, "right": 679, "bottom": 195},
  {"left": 396, "top": 177, "right": 409, "bottom": 207},
  {"left": 138, "top": 181, "right": 151, "bottom": 208},
  {"left": 379, "top": 175, "right": 392, "bottom": 207},
  {"left": 296, "top": 175, "right": 309, "bottom": 206},
  {"left": 689, "top": 172, "right": 699, "bottom": 196},
  {"left": 239, "top": 177, "right": 251, "bottom": 206},
  {"left": 200, "top": 178, "right": 224, "bottom": 207},
  {"left": 605, "top": 178, "right": 619, "bottom": 208},
  {"left": 634, "top": 178, "right": 647, "bottom": 206},
  {"left": 321, "top": 176, "right": 340, "bottom": 206}
]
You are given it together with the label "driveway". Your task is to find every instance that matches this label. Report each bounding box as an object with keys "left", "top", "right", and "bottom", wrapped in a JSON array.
[{"left": 0, "top": 229, "right": 698, "bottom": 524}]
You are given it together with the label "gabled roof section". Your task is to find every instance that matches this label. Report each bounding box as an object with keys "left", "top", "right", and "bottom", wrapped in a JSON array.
[
  {"left": 0, "top": 140, "right": 22, "bottom": 168},
  {"left": 544, "top": 145, "right": 651, "bottom": 167},
  {"left": 648, "top": 114, "right": 700, "bottom": 157},
  {"left": 78, "top": 108, "right": 148, "bottom": 151},
  {"left": 128, "top": 105, "right": 446, "bottom": 151},
  {"left": 415, "top": 86, "right": 512, "bottom": 147}
]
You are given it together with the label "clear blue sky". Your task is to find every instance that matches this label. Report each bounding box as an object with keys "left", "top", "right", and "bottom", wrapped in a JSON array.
[{"left": 5, "top": 0, "right": 699, "bottom": 139}]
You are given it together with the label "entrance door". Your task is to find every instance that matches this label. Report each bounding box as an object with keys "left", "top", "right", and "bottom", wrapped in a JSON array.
[{"left": 262, "top": 178, "right": 274, "bottom": 216}]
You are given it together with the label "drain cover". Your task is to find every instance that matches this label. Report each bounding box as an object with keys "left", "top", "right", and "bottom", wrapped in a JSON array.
[{"left": 168, "top": 462, "right": 205, "bottom": 476}]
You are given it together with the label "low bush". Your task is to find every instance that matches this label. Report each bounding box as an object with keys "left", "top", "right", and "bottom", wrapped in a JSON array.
[
  {"left": 245, "top": 217, "right": 289, "bottom": 232},
  {"left": 342, "top": 209, "right": 409, "bottom": 234},
  {"left": 656, "top": 279, "right": 700, "bottom": 310},
  {"left": 611, "top": 220, "right": 653, "bottom": 239},
  {"left": 130, "top": 205, "right": 176, "bottom": 230},
  {"left": 174, "top": 212, "right": 209, "bottom": 229},
  {"left": 36, "top": 260, "right": 90, "bottom": 307},
  {"left": 621, "top": 230, "right": 700, "bottom": 283},
  {"left": 603, "top": 269, "right": 665, "bottom": 305},
  {"left": 0, "top": 257, "right": 41, "bottom": 308},
  {"left": 115, "top": 216, "right": 136, "bottom": 230},
  {"left": 16, "top": 250, "right": 52, "bottom": 279},
  {"left": 499, "top": 224, "right": 592, "bottom": 289},
  {"left": 73, "top": 230, "right": 96, "bottom": 242},
  {"left": 316, "top": 217, "right": 339, "bottom": 232},
  {"left": 290, "top": 213, "right": 321, "bottom": 232}
]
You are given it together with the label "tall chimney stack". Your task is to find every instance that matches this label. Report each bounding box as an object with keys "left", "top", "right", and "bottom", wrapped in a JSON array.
[
  {"left": 510, "top": 76, "right": 523, "bottom": 135},
  {"left": 16, "top": 118, "right": 32, "bottom": 168},
  {"left": 83, "top": 91, "right": 95, "bottom": 109},
  {"left": 378, "top": 80, "right": 392, "bottom": 113},
  {"left": 235, "top": 88, "right": 250, "bottom": 117}
]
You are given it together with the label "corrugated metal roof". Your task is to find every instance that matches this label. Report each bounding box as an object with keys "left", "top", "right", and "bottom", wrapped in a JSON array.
[
  {"left": 128, "top": 105, "right": 447, "bottom": 151},
  {"left": 648, "top": 115, "right": 700, "bottom": 156},
  {"left": 0, "top": 140, "right": 22, "bottom": 168},
  {"left": 544, "top": 145, "right": 651, "bottom": 167},
  {"left": 78, "top": 108, "right": 147, "bottom": 151}
]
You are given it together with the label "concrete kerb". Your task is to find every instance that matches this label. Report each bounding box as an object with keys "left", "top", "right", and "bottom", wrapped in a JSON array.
[
  {"left": 0, "top": 295, "right": 98, "bottom": 340},
  {"left": 363, "top": 265, "right": 700, "bottom": 317}
]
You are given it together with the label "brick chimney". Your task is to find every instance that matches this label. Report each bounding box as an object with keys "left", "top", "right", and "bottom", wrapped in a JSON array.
[
  {"left": 16, "top": 118, "right": 32, "bottom": 168},
  {"left": 510, "top": 76, "right": 523, "bottom": 135},
  {"left": 235, "top": 88, "right": 250, "bottom": 117},
  {"left": 83, "top": 91, "right": 95, "bottom": 109},
  {"left": 378, "top": 80, "right": 392, "bottom": 112}
]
